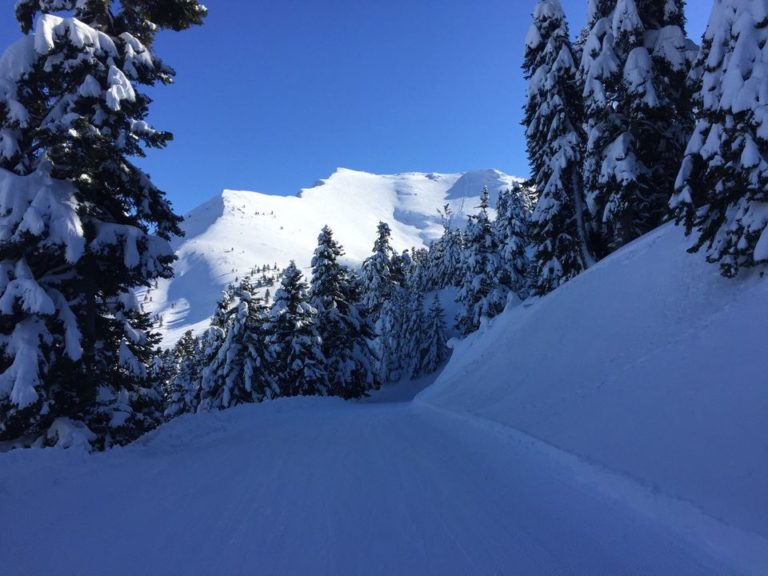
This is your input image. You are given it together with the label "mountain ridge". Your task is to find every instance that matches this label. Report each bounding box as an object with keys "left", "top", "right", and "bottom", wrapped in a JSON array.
[{"left": 146, "top": 167, "right": 523, "bottom": 345}]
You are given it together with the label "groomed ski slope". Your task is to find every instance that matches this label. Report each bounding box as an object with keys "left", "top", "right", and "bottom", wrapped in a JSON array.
[
  {"left": 419, "top": 223, "right": 768, "bottom": 543},
  {"left": 2, "top": 397, "right": 760, "bottom": 576},
  {"left": 3, "top": 224, "right": 767, "bottom": 575}
]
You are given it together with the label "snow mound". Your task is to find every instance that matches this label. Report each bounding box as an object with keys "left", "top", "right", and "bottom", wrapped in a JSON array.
[
  {"left": 146, "top": 167, "right": 521, "bottom": 345},
  {"left": 418, "top": 223, "right": 768, "bottom": 540}
]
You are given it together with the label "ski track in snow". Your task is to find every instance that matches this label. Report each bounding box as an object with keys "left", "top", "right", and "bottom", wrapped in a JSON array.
[{"left": 2, "top": 390, "right": 759, "bottom": 576}]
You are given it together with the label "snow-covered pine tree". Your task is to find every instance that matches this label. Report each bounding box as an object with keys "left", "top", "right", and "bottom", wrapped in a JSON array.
[
  {"left": 455, "top": 187, "right": 510, "bottom": 336},
  {"left": 671, "top": 0, "right": 768, "bottom": 278},
  {"left": 400, "top": 284, "right": 425, "bottom": 379},
  {"left": 494, "top": 185, "right": 532, "bottom": 297},
  {"left": 360, "top": 222, "right": 410, "bottom": 382},
  {"left": 360, "top": 221, "right": 397, "bottom": 320},
  {"left": 579, "top": 0, "right": 693, "bottom": 258},
  {"left": 0, "top": 1, "right": 205, "bottom": 448},
  {"left": 524, "top": 0, "right": 593, "bottom": 295},
  {"left": 165, "top": 327, "right": 223, "bottom": 419},
  {"left": 267, "top": 262, "right": 328, "bottom": 397},
  {"left": 198, "top": 277, "right": 274, "bottom": 411},
  {"left": 211, "top": 285, "right": 235, "bottom": 329},
  {"left": 427, "top": 205, "right": 464, "bottom": 290},
  {"left": 163, "top": 330, "right": 201, "bottom": 419},
  {"left": 375, "top": 284, "right": 418, "bottom": 383},
  {"left": 150, "top": 345, "right": 177, "bottom": 401},
  {"left": 309, "top": 226, "right": 377, "bottom": 398},
  {"left": 417, "top": 294, "right": 450, "bottom": 376}
]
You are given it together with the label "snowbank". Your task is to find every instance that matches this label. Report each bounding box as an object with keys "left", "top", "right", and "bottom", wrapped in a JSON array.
[{"left": 418, "top": 223, "right": 768, "bottom": 539}]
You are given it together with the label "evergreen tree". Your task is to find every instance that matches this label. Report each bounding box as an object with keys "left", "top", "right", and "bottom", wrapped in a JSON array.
[
  {"left": 390, "top": 248, "right": 410, "bottom": 288},
  {"left": 671, "top": 0, "right": 768, "bottom": 277},
  {"left": 375, "top": 286, "right": 411, "bottom": 382},
  {"left": 309, "top": 226, "right": 377, "bottom": 398},
  {"left": 198, "top": 277, "right": 274, "bottom": 411},
  {"left": 164, "top": 330, "right": 202, "bottom": 419},
  {"left": 211, "top": 285, "right": 235, "bottom": 329},
  {"left": 494, "top": 186, "right": 532, "bottom": 297},
  {"left": 360, "top": 221, "right": 397, "bottom": 320},
  {"left": 427, "top": 205, "right": 464, "bottom": 290},
  {"left": 524, "top": 0, "right": 593, "bottom": 295},
  {"left": 417, "top": 294, "right": 450, "bottom": 375},
  {"left": 455, "top": 188, "right": 510, "bottom": 336},
  {"left": 150, "top": 345, "right": 177, "bottom": 404},
  {"left": 267, "top": 262, "right": 328, "bottom": 397},
  {"left": 0, "top": 1, "right": 206, "bottom": 447},
  {"left": 360, "top": 222, "right": 409, "bottom": 382},
  {"left": 400, "top": 285, "right": 425, "bottom": 379},
  {"left": 579, "top": 0, "right": 692, "bottom": 257}
]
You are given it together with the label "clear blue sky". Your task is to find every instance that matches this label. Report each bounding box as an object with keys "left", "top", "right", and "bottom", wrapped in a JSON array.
[{"left": 0, "top": 1, "right": 708, "bottom": 214}]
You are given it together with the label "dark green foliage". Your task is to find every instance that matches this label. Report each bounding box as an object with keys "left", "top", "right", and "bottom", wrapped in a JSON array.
[
  {"left": 310, "top": 226, "right": 378, "bottom": 398},
  {"left": 268, "top": 262, "right": 328, "bottom": 397},
  {"left": 0, "top": 0, "right": 205, "bottom": 448}
]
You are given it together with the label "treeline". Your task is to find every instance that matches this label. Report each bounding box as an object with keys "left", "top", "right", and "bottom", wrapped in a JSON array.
[
  {"left": 154, "top": 223, "right": 454, "bottom": 419},
  {"left": 155, "top": 183, "right": 533, "bottom": 420}
]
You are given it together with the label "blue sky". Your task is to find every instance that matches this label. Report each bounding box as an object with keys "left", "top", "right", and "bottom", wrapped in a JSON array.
[{"left": 0, "top": 2, "right": 708, "bottom": 213}]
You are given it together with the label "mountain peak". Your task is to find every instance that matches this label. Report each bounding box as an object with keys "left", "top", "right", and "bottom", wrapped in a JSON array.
[{"left": 150, "top": 168, "right": 522, "bottom": 345}]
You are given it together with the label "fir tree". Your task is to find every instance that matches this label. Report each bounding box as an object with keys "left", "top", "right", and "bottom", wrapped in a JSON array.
[
  {"left": 211, "top": 285, "right": 235, "bottom": 329},
  {"left": 579, "top": 0, "right": 692, "bottom": 257},
  {"left": 455, "top": 188, "right": 510, "bottom": 336},
  {"left": 309, "top": 226, "right": 377, "bottom": 398},
  {"left": 671, "top": 0, "right": 768, "bottom": 277},
  {"left": 494, "top": 186, "right": 532, "bottom": 297},
  {"left": 427, "top": 205, "right": 464, "bottom": 290},
  {"left": 400, "top": 285, "right": 425, "bottom": 379},
  {"left": 375, "top": 287, "right": 413, "bottom": 383},
  {"left": 360, "top": 221, "right": 397, "bottom": 320},
  {"left": 360, "top": 222, "right": 408, "bottom": 382},
  {"left": 417, "top": 294, "right": 450, "bottom": 375},
  {"left": 198, "top": 278, "right": 274, "bottom": 411},
  {"left": 524, "top": 0, "right": 593, "bottom": 295},
  {"left": 0, "top": 1, "right": 206, "bottom": 447},
  {"left": 267, "top": 262, "right": 328, "bottom": 397},
  {"left": 164, "top": 330, "right": 203, "bottom": 419}
]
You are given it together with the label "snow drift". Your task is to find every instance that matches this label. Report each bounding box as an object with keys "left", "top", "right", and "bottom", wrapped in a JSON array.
[{"left": 419, "top": 223, "right": 768, "bottom": 540}]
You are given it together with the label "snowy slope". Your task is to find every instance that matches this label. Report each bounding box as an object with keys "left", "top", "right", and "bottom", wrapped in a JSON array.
[
  {"left": 2, "top": 397, "right": 758, "bottom": 576},
  {"left": 146, "top": 168, "right": 520, "bottom": 345},
  {"left": 419, "top": 223, "right": 768, "bottom": 542}
]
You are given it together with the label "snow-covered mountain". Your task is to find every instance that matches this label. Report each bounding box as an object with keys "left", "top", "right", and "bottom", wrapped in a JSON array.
[{"left": 145, "top": 168, "right": 522, "bottom": 345}]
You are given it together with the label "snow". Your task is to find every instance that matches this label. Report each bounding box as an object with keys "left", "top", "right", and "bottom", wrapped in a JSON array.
[
  {"left": 34, "top": 14, "right": 117, "bottom": 57},
  {"left": 0, "top": 319, "right": 46, "bottom": 408},
  {"left": 0, "top": 167, "right": 85, "bottom": 263},
  {"left": 146, "top": 167, "right": 521, "bottom": 345},
  {"left": 419, "top": 223, "right": 768, "bottom": 543},
  {"left": 1, "top": 223, "right": 766, "bottom": 575},
  {"left": 105, "top": 65, "right": 136, "bottom": 111},
  {"left": 45, "top": 418, "right": 96, "bottom": 450},
  {"left": 1, "top": 394, "right": 759, "bottom": 576}
]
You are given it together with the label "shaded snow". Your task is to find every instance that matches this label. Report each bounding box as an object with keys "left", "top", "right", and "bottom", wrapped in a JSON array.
[
  {"left": 0, "top": 397, "right": 753, "bottom": 576},
  {"left": 419, "top": 223, "right": 768, "bottom": 542}
]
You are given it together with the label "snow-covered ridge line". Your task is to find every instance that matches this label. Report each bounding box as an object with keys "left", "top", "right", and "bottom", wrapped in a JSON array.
[{"left": 146, "top": 167, "right": 522, "bottom": 345}]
